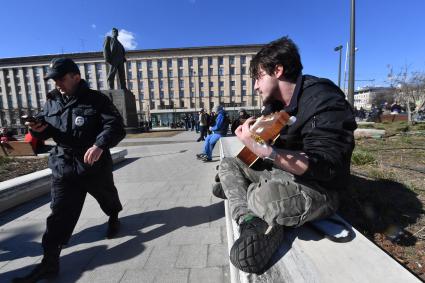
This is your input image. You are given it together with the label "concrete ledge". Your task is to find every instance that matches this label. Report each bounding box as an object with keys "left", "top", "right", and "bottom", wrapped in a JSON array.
[
  {"left": 219, "top": 137, "right": 420, "bottom": 283},
  {"left": 0, "top": 148, "right": 128, "bottom": 213},
  {"left": 355, "top": 128, "right": 386, "bottom": 138}
]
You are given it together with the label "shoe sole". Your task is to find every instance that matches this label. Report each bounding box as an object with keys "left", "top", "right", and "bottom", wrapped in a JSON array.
[{"left": 230, "top": 226, "right": 284, "bottom": 274}]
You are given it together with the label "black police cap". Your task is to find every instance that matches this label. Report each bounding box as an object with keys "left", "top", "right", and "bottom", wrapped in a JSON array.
[{"left": 44, "top": 58, "right": 80, "bottom": 80}]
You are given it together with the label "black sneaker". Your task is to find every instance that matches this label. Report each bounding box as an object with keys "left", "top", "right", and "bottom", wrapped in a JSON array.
[
  {"left": 106, "top": 214, "right": 121, "bottom": 239},
  {"left": 196, "top": 153, "right": 207, "bottom": 159},
  {"left": 212, "top": 182, "right": 227, "bottom": 199},
  {"left": 201, "top": 156, "right": 212, "bottom": 162},
  {"left": 214, "top": 173, "right": 220, "bottom": 182},
  {"left": 230, "top": 216, "right": 284, "bottom": 274},
  {"left": 12, "top": 257, "right": 59, "bottom": 283}
]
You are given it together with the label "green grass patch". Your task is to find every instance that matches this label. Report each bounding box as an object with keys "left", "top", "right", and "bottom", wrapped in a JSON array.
[
  {"left": 351, "top": 150, "right": 376, "bottom": 165},
  {"left": 0, "top": 156, "right": 12, "bottom": 167}
]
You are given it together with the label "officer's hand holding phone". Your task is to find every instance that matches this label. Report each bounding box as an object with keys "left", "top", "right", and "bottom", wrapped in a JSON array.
[{"left": 22, "top": 115, "right": 48, "bottom": 133}]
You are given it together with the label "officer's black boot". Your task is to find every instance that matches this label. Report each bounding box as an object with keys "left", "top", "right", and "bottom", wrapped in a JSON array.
[
  {"left": 106, "top": 213, "right": 120, "bottom": 239},
  {"left": 12, "top": 245, "right": 61, "bottom": 283}
]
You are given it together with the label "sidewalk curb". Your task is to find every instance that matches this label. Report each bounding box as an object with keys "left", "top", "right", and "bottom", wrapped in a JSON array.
[{"left": 0, "top": 149, "right": 127, "bottom": 213}]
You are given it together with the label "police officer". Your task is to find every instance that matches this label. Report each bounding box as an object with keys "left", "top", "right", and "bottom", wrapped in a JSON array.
[{"left": 13, "top": 58, "right": 126, "bottom": 283}]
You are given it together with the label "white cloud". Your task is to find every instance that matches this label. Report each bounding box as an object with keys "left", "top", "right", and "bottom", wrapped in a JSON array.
[
  {"left": 105, "top": 29, "right": 137, "bottom": 50},
  {"left": 91, "top": 24, "right": 96, "bottom": 29}
]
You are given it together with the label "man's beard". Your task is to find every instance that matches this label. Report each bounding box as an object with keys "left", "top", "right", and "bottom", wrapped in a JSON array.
[{"left": 261, "top": 99, "right": 284, "bottom": 116}]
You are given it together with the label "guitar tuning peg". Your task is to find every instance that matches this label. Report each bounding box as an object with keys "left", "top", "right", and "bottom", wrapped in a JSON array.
[{"left": 288, "top": 116, "right": 297, "bottom": 126}]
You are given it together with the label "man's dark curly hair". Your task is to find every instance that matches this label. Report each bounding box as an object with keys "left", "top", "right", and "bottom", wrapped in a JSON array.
[{"left": 250, "top": 36, "right": 303, "bottom": 83}]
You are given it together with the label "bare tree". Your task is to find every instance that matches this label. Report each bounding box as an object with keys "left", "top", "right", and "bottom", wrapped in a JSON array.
[{"left": 390, "top": 65, "right": 425, "bottom": 124}]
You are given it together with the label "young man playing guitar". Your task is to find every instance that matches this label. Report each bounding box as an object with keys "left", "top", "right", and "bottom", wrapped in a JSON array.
[{"left": 213, "top": 36, "right": 357, "bottom": 274}]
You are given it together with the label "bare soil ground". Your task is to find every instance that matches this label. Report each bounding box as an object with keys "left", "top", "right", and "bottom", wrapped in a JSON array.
[
  {"left": 0, "top": 157, "right": 48, "bottom": 182},
  {"left": 339, "top": 122, "right": 425, "bottom": 280}
]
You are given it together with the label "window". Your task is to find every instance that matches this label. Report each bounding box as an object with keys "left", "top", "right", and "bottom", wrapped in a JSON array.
[
  {"left": 179, "top": 80, "right": 184, "bottom": 88},
  {"left": 159, "top": 80, "right": 164, "bottom": 89},
  {"left": 147, "top": 60, "right": 152, "bottom": 68},
  {"left": 209, "top": 90, "right": 214, "bottom": 97},
  {"left": 218, "top": 67, "right": 224, "bottom": 76},
  {"left": 167, "top": 58, "right": 172, "bottom": 67},
  {"left": 128, "top": 81, "right": 133, "bottom": 90},
  {"left": 178, "top": 69, "right": 183, "bottom": 77},
  {"left": 157, "top": 60, "right": 162, "bottom": 68},
  {"left": 188, "top": 58, "right": 193, "bottom": 67},
  {"left": 242, "top": 89, "right": 246, "bottom": 96},
  {"left": 148, "top": 70, "right": 153, "bottom": 78},
  {"left": 231, "top": 90, "right": 235, "bottom": 96},
  {"left": 242, "top": 67, "right": 246, "bottom": 75},
  {"left": 138, "top": 70, "right": 143, "bottom": 79},
  {"left": 160, "top": 90, "right": 164, "bottom": 99},
  {"left": 231, "top": 80, "right": 235, "bottom": 87},
  {"left": 208, "top": 57, "right": 212, "bottom": 65},
  {"left": 229, "top": 56, "right": 235, "bottom": 65},
  {"left": 218, "top": 57, "right": 224, "bottom": 65},
  {"left": 178, "top": 58, "right": 183, "bottom": 67},
  {"left": 198, "top": 58, "right": 203, "bottom": 66},
  {"left": 200, "top": 82, "right": 204, "bottom": 87},
  {"left": 168, "top": 70, "right": 173, "bottom": 77},
  {"left": 159, "top": 70, "right": 163, "bottom": 78},
  {"left": 149, "top": 80, "right": 154, "bottom": 88},
  {"left": 127, "top": 72, "right": 132, "bottom": 80},
  {"left": 242, "top": 80, "right": 246, "bottom": 86},
  {"left": 179, "top": 90, "right": 184, "bottom": 98},
  {"left": 219, "top": 81, "right": 224, "bottom": 87},
  {"left": 219, "top": 90, "right": 224, "bottom": 96},
  {"left": 139, "top": 94, "right": 144, "bottom": 100},
  {"left": 169, "top": 79, "right": 174, "bottom": 89},
  {"left": 199, "top": 69, "right": 203, "bottom": 76},
  {"left": 200, "top": 91, "right": 204, "bottom": 97},
  {"left": 137, "top": 61, "right": 142, "bottom": 69},
  {"left": 209, "top": 82, "right": 214, "bottom": 87},
  {"left": 230, "top": 67, "right": 235, "bottom": 75},
  {"left": 241, "top": 56, "right": 246, "bottom": 64},
  {"left": 208, "top": 68, "right": 213, "bottom": 76}
]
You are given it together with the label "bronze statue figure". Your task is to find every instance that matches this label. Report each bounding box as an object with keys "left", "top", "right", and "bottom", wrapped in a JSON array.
[{"left": 103, "top": 28, "right": 127, "bottom": 90}]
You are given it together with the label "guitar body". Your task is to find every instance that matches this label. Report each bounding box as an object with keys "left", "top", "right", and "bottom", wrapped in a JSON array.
[{"left": 236, "top": 111, "right": 291, "bottom": 167}]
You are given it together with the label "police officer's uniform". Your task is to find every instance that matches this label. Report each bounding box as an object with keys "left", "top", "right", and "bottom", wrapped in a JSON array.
[{"left": 31, "top": 61, "right": 125, "bottom": 253}]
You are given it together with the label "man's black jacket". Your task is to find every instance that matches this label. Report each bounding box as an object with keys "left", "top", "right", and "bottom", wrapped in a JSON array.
[
  {"left": 32, "top": 80, "right": 126, "bottom": 177},
  {"left": 276, "top": 75, "right": 357, "bottom": 190}
]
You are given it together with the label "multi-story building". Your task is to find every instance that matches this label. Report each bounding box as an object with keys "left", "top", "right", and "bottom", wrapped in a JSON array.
[
  {"left": 0, "top": 44, "right": 263, "bottom": 132},
  {"left": 354, "top": 86, "right": 395, "bottom": 110}
]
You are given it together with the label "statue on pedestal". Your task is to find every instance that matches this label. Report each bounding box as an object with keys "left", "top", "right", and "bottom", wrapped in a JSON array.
[{"left": 103, "top": 28, "right": 127, "bottom": 90}]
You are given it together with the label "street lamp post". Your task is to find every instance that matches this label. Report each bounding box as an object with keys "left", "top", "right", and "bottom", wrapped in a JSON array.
[
  {"left": 193, "top": 70, "right": 197, "bottom": 113},
  {"left": 334, "top": 45, "right": 343, "bottom": 88},
  {"left": 347, "top": 0, "right": 356, "bottom": 107}
]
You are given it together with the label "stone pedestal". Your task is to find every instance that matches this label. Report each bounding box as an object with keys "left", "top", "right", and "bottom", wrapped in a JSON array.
[{"left": 100, "top": 89, "right": 139, "bottom": 133}]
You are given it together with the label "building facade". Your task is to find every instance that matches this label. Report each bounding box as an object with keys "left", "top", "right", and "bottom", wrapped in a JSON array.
[
  {"left": 0, "top": 44, "right": 263, "bottom": 131},
  {"left": 354, "top": 86, "right": 395, "bottom": 110}
]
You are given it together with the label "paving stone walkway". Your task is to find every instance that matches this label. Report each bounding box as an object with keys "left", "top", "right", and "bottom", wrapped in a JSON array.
[{"left": 0, "top": 131, "right": 229, "bottom": 283}]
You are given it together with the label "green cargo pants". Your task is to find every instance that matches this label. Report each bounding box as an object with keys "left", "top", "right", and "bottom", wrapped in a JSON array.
[{"left": 218, "top": 157, "right": 339, "bottom": 227}]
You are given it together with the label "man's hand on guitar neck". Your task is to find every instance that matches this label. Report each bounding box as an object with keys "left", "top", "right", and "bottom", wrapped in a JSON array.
[{"left": 235, "top": 117, "right": 273, "bottom": 159}]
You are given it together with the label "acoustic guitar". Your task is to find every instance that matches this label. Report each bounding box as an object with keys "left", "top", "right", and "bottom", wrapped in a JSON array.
[{"left": 236, "top": 110, "right": 295, "bottom": 167}]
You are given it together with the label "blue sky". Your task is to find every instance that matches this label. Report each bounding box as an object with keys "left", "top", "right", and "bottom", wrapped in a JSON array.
[{"left": 1, "top": 0, "right": 424, "bottom": 88}]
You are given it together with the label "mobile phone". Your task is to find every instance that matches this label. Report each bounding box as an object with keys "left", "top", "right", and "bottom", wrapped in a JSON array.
[{"left": 21, "top": 115, "right": 42, "bottom": 124}]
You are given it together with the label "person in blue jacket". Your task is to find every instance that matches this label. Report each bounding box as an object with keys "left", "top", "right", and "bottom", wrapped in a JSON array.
[{"left": 196, "top": 105, "right": 229, "bottom": 162}]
